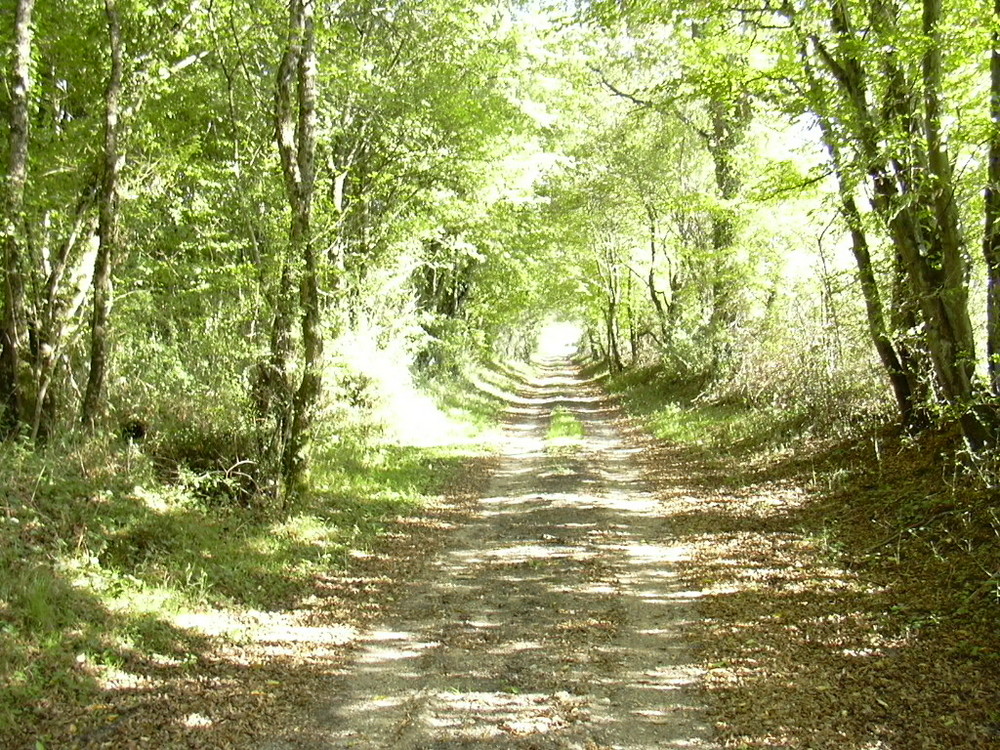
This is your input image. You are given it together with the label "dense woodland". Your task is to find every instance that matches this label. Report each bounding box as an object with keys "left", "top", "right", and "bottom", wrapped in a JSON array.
[
  {"left": 3, "top": 0, "right": 1000, "bottom": 745},
  {"left": 5, "top": 0, "right": 1000, "bottom": 483}
]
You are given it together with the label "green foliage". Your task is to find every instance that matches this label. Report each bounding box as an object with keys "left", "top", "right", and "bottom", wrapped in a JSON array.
[{"left": 4, "top": 0, "right": 1000, "bottom": 738}]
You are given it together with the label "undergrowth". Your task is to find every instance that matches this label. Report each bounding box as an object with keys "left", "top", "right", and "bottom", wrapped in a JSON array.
[
  {"left": 606, "top": 364, "right": 816, "bottom": 454},
  {"left": 0, "top": 362, "right": 514, "bottom": 745}
]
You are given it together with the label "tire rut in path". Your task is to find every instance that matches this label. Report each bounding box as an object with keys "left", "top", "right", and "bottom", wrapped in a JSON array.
[{"left": 269, "top": 358, "right": 715, "bottom": 749}]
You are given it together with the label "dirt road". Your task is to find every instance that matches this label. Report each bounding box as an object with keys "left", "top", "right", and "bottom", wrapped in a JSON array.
[{"left": 266, "top": 358, "right": 715, "bottom": 749}]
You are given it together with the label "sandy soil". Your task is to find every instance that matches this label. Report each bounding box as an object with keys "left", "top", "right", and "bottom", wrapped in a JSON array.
[{"left": 262, "top": 357, "right": 715, "bottom": 749}]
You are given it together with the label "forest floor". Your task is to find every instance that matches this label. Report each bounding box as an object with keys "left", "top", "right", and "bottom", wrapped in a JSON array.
[{"left": 26, "top": 357, "right": 1000, "bottom": 749}]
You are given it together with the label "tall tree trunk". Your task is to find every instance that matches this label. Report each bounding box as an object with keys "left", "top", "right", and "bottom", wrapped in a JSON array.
[
  {"left": 81, "top": 0, "right": 123, "bottom": 430},
  {"left": 1, "top": 0, "right": 35, "bottom": 435},
  {"left": 801, "top": 46, "right": 918, "bottom": 424},
  {"left": 801, "top": 0, "right": 989, "bottom": 446},
  {"left": 606, "top": 299, "right": 623, "bottom": 373},
  {"left": 919, "top": 0, "right": 977, "bottom": 398},
  {"left": 984, "top": 0, "right": 1000, "bottom": 393},
  {"left": 33, "top": 185, "right": 97, "bottom": 440},
  {"left": 624, "top": 271, "right": 638, "bottom": 362},
  {"left": 842, "top": 195, "right": 918, "bottom": 423},
  {"left": 644, "top": 203, "right": 670, "bottom": 344},
  {"left": 704, "top": 85, "right": 749, "bottom": 372},
  {"left": 275, "top": 0, "right": 321, "bottom": 500},
  {"left": 597, "top": 243, "right": 623, "bottom": 373}
]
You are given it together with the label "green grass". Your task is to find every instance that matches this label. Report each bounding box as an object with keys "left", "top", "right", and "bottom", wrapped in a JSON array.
[
  {"left": 547, "top": 406, "right": 585, "bottom": 441},
  {"left": 420, "top": 361, "right": 531, "bottom": 439},
  {"left": 0, "top": 376, "right": 499, "bottom": 742},
  {"left": 607, "top": 364, "right": 810, "bottom": 454},
  {"left": 647, "top": 402, "right": 789, "bottom": 448}
]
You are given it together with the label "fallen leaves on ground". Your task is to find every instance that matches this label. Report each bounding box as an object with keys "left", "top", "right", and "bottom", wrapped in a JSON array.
[{"left": 631, "top": 419, "right": 1000, "bottom": 750}]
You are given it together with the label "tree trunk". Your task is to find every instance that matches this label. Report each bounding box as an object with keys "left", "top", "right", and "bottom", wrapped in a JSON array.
[
  {"left": 624, "top": 272, "right": 638, "bottom": 362},
  {"left": 33, "top": 184, "right": 97, "bottom": 440},
  {"left": 801, "top": 47, "right": 918, "bottom": 424},
  {"left": 275, "top": 0, "right": 321, "bottom": 500},
  {"left": 842, "top": 195, "right": 917, "bottom": 423},
  {"left": 803, "top": 0, "right": 989, "bottom": 446},
  {"left": 1, "top": 0, "right": 35, "bottom": 435},
  {"left": 606, "top": 300, "right": 623, "bottom": 373},
  {"left": 984, "top": 0, "right": 1000, "bottom": 393},
  {"left": 704, "top": 86, "right": 748, "bottom": 372},
  {"left": 644, "top": 204, "right": 670, "bottom": 344},
  {"left": 81, "top": 0, "right": 124, "bottom": 430}
]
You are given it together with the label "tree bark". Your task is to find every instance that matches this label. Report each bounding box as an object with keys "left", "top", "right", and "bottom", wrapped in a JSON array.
[
  {"left": 802, "top": 0, "right": 988, "bottom": 446},
  {"left": 703, "top": 83, "right": 748, "bottom": 371},
  {"left": 595, "top": 241, "right": 623, "bottom": 373},
  {"left": 644, "top": 203, "right": 670, "bottom": 345},
  {"left": 33, "top": 183, "right": 97, "bottom": 440},
  {"left": 984, "top": 0, "right": 1000, "bottom": 393},
  {"left": 275, "top": 0, "right": 321, "bottom": 500},
  {"left": 1, "top": 0, "right": 36, "bottom": 435},
  {"left": 800, "top": 44, "right": 918, "bottom": 424},
  {"left": 81, "top": 0, "right": 124, "bottom": 430},
  {"left": 842, "top": 195, "right": 918, "bottom": 423},
  {"left": 606, "top": 299, "right": 623, "bottom": 373}
]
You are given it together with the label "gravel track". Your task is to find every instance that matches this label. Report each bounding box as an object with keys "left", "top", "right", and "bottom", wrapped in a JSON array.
[{"left": 266, "top": 357, "right": 715, "bottom": 749}]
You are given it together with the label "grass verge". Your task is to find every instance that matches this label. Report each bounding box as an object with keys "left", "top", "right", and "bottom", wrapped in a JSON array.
[
  {"left": 606, "top": 364, "right": 814, "bottom": 455},
  {"left": 547, "top": 406, "right": 585, "bottom": 441},
  {"left": 0, "top": 367, "right": 512, "bottom": 748}
]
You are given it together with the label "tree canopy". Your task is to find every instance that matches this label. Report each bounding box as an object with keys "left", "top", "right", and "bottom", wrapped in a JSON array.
[{"left": 4, "top": 0, "right": 1000, "bottom": 484}]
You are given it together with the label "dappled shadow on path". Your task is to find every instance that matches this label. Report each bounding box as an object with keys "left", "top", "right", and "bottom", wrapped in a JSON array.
[{"left": 264, "top": 356, "right": 715, "bottom": 749}]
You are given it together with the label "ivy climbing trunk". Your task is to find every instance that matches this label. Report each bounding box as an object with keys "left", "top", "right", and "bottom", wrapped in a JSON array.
[
  {"left": 275, "top": 0, "right": 322, "bottom": 500},
  {"left": 81, "top": 0, "right": 123, "bottom": 430},
  {"left": 1, "top": 0, "right": 35, "bottom": 435}
]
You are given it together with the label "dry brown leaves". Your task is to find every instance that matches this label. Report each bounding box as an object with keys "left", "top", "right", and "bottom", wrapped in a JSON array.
[{"left": 629, "top": 418, "right": 1000, "bottom": 750}]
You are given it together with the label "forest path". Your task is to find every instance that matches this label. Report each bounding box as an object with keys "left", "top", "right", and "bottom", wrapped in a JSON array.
[{"left": 265, "top": 357, "right": 715, "bottom": 749}]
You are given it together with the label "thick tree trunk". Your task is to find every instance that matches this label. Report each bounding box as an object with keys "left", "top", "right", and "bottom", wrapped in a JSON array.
[
  {"left": 274, "top": 0, "right": 321, "bottom": 500},
  {"left": 802, "top": 0, "right": 989, "bottom": 446},
  {"left": 917, "top": 0, "right": 993, "bottom": 444},
  {"left": 1, "top": 0, "right": 35, "bottom": 435},
  {"left": 81, "top": 0, "right": 123, "bottom": 430},
  {"left": 984, "top": 0, "right": 1000, "bottom": 393}
]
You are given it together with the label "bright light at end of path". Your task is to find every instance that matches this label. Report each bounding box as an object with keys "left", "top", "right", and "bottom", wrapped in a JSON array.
[{"left": 536, "top": 321, "right": 582, "bottom": 358}]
